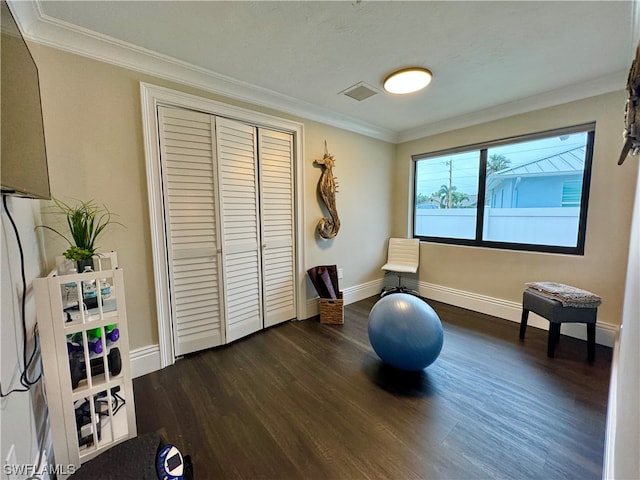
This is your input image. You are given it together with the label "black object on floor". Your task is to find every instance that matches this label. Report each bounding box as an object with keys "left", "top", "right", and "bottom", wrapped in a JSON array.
[{"left": 70, "top": 433, "right": 161, "bottom": 479}]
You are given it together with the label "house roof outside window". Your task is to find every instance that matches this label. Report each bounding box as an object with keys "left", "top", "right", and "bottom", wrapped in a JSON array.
[{"left": 487, "top": 146, "right": 586, "bottom": 191}]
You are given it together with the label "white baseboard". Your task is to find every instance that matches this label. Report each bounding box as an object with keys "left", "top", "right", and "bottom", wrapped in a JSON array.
[
  {"left": 129, "top": 344, "right": 161, "bottom": 378},
  {"left": 132, "top": 281, "right": 384, "bottom": 376},
  {"left": 414, "top": 280, "right": 618, "bottom": 347},
  {"left": 304, "top": 279, "right": 384, "bottom": 319},
  {"left": 603, "top": 328, "right": 622, "bottom": 479},
  {"left": 137, "top": 278, "right": 616, "bottom": 378},
  {"left": 344, "top": 279, "right": 385, "bottom": 305}
]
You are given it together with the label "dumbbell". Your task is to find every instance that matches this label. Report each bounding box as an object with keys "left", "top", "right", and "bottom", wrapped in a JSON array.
[{"left": 69, "top": 347, "right": 122, "bottom": 389}]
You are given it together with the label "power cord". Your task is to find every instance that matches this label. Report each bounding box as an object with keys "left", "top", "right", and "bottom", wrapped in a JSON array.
[{"left": 0, "top": 195, "right": 42, "bottom": 397}]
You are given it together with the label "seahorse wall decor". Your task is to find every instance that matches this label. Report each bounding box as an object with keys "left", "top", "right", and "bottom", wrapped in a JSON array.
[{"left": 314, "top": 141, "right": 341, "bottom": 239}]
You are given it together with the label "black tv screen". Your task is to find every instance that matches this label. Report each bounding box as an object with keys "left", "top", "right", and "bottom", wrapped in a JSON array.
[{"left": 1, "top": 0, "right": 50, "bottom": 199}]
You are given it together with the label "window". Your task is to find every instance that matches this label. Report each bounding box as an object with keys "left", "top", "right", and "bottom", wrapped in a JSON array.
[
  {"left": 561, "top": 181, "right": 582, "bottom": 207},
  {"left": 412, "top": 123, "right": 595, "bottom": 255}
]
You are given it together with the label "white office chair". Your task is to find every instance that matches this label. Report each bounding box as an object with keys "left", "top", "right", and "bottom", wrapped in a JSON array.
[{"left": 381, "top": 238, "right": 420, "bottom": 297}]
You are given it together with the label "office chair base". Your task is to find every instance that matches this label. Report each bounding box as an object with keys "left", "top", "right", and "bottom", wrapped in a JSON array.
[{"left": 380, "top": 286, "right": 422, "bottom": 298}]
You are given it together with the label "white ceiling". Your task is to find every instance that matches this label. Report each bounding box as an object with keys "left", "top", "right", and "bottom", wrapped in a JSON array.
[{"left": 11, "top": 1, "right": 636, "bottom": 143}]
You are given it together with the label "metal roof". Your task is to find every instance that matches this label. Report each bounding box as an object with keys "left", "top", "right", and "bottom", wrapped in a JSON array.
[{"left": 491, "top": 146, "right": 586, "bottom": 178}]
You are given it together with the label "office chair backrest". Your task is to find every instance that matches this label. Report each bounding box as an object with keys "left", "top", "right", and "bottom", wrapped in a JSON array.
[{"left": 384, "top": 238, "right": 420, "bottom": 273}]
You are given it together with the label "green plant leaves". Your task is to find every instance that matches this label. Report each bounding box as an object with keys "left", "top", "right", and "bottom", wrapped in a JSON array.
[{"left": 38, "top": 198, "right": 124, "bottom": 258}]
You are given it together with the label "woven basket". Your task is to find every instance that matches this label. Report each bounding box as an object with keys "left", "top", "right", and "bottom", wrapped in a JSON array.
[{"left": 319, "top": 295, "right": 344, "bottom": 324}]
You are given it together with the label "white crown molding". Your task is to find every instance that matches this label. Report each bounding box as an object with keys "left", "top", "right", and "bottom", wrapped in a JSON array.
[
  {"left": 9, "top": 0, "right": 628, "bottom": 145},
  {"left": 12, "top": 0, "right": 398, "bottom": 143},
  {"left": 398, "top": 70, "right": 627, "bottom": 143},
  {"left": 5, "top": 0, "right": 40, "bottom": 33}
]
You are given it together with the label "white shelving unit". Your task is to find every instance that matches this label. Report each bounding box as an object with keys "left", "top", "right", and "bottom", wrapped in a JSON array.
[{"left": 34, "top": 254, "right": 136, "bottom": 476}]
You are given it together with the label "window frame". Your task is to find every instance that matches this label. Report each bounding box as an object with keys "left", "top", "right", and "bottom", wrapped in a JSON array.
[{"left": 411, "top": 123, "right": 596, "bottom": 255}]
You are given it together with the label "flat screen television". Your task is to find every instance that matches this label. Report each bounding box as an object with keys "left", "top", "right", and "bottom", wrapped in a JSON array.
[{"left": 1, "top": 0, "right": 50, "bottom": 199}]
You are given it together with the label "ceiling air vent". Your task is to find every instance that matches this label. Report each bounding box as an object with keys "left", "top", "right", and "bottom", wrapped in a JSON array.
[{"left": 340, "top": 82, "right": 379, "bottom": 101}]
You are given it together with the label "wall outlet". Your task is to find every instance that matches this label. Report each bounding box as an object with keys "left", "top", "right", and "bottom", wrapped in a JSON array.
[{"left": 337, "top": 268, "right": 344, "bottom": 279}]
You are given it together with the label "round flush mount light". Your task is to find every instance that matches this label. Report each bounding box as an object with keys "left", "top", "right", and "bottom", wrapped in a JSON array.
[{"left": 383, "top": 67, "right": 433, "bottom": 94}]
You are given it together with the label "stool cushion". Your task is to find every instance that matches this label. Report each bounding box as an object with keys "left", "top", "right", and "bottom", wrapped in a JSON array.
[{"left": 525, "top": 282, "right": 602, "bottom": 308}]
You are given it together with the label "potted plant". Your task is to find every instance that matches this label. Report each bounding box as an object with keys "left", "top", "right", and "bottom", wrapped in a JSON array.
[{"left": 40, "top": 198, "right": 123, "bottom": 272}]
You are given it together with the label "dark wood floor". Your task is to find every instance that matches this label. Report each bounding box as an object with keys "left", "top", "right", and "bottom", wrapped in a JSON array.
[{"left": 134, "top": 296, "right": 612, "bottom": 479}]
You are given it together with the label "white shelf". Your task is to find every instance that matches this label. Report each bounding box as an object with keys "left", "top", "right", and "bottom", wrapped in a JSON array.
[
  {"left": 76, "top": 384, "right": 131, "bottom": 463},
  {"left": 34, "top": 263, "right": 137, "bottom": 477}
]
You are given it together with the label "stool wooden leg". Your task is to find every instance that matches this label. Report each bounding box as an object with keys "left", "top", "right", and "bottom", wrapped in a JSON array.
[
  {"left": 587, "top": 323, "right": 596, "bottom": 362},
  {"left": 547, "top": 323, "right": 561, "bottom": 358},
  {"left": 519, "top": 309, "right": 529, "bottom": 340},
  {"left": 554, "top": 323, "right": 561, "bottom": 344}
]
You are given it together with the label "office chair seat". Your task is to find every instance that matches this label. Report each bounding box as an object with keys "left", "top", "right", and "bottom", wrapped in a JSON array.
[{"left": 381, "top": 262, "right": 418, "bottom": 274}]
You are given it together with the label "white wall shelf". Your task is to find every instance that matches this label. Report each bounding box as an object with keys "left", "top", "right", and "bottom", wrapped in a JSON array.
[{"left": 34, "top": 259, "right": 136, "bottom": 476}]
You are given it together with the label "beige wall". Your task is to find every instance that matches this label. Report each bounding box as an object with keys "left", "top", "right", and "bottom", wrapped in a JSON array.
[
  {"left": 29, "top": 44, "right": 394, "bottom": 350},
  {"left": 29, "top": 40, "right": 634, "bottom": 348},
  {"left": 304, "top": 123, "right": 394, "bottom": 296},
  {"left": 394, "top": 91, "right": 638, "bottom": 327}
]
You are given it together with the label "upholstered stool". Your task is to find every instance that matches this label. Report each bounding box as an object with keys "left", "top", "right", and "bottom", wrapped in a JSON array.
[{"left": 520, "top": 286, "right": 600, "bottom": 362}]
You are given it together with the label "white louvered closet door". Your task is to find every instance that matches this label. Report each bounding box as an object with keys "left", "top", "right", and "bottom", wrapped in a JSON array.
[
  {"left": 215, "top": 117, "right": 263, "bottom": 342},
  {"left": 158, "top": 106, "right": 224, "bottom": 356},
  {"left": 258, "top": 129, "right": 296, "bottom": 327}
]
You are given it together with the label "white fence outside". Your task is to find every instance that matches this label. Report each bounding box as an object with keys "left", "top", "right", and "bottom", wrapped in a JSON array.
[{"left": 415, "top": 207, "right": 580, "bottom": 247}]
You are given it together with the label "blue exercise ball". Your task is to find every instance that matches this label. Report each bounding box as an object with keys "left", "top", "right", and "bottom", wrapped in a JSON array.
[{"left": 368, "top": 293, "right": 443, "bottom": 371}]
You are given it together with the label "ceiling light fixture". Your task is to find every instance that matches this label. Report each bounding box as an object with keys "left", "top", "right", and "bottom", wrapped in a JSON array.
[{"left": 383, "top": 67, "right": 432, "bottom": 94}]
